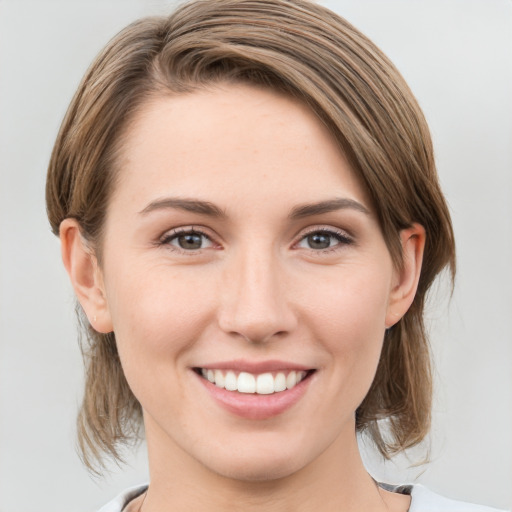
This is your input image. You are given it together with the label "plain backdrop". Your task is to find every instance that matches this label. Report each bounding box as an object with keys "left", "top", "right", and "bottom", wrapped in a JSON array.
[{"left": 0, "top": 1, "right": 511, "bottom": 511}]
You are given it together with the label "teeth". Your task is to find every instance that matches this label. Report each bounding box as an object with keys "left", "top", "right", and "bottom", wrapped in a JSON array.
[
  {"left": 286, "top": 371, "right": 296, "bottom": 389},
  {"left": 214, "top": 369, "right": 225, "bottom": 388},
  {"left": 200, "top": 369, "right": 309, "bottom": 394},
  {"left": 238, "top": 372, "right": 256, "bottom": 393},
  {"left": 256, "top": 373, "right": 274, "bottom": 394},
  {"left": 274, "top": 372, "right": 287, "bottom": 392},
  {"left": 225, "top": 371, "right": 237, "bottom": 391}
]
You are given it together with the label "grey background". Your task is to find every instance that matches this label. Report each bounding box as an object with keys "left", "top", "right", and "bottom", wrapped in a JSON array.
[{"left": 0, "top": 0, "right": 511, "bottom": 511}]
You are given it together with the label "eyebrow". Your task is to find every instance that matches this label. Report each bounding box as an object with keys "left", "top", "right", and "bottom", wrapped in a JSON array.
[
  {"left": 138, "top": 196, "right": 369, "bottom": 219},
  {"left": 139, "top": 197, "right": 226, "bottom": 218},
  {"left": 289, "top": 198, "right": 370, "bottom": 219}
]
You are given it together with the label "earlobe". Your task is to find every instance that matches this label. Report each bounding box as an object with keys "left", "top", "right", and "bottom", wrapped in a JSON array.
[
  {"left": 59, "top": 219, "right": 113, "bottom": 333},
  {"left": 385, "top": 223, "right": 426, "bottom": 328}
]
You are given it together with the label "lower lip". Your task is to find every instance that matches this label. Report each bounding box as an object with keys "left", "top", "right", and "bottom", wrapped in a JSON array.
[{"left": 195, "top": 371, "right": 315, "bottom": 420}]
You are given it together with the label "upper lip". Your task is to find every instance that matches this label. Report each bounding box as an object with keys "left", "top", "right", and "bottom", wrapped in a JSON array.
[{"left": 194, "top": 359, "right": 314, "bottom": 373}]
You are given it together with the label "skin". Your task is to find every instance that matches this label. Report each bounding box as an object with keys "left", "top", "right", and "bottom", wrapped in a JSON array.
[{"left": 61, "top": 84, "right": 424, "bottom": 512}]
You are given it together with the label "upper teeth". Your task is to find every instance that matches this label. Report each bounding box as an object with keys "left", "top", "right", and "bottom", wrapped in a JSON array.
[{"left": 201, "top": 369, "right": 308, "bottom": 394}]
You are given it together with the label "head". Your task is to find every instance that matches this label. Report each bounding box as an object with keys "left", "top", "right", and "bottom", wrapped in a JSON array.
[{"left": 46, "top": 0, "right": 455, "bottom": 473}]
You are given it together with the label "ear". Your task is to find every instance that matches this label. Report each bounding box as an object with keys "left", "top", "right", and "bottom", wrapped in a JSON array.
[
  {"left": 59, "top": 218, "right": 113, "bottom": 333},
  {"left": 385, "top": 223, "right": 426, "bottom": 328}
]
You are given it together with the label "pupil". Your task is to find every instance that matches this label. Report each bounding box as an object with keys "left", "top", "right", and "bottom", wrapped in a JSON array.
[
  {"left": 308, "top": 233, "right": 330, "bottom": 249},
  {"left": 178, "top": 233, "right": 202, "bottom": 249}
]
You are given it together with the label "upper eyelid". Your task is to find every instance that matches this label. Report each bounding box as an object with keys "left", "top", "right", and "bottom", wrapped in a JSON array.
[
  {"left": 295, "top": 225, "right": 353, "bottom": 240},
  {"left": 159, "top": 225, "right": 213, "bottom": 241}
]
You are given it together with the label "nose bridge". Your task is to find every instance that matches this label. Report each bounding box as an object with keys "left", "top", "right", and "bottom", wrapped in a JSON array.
[{"left": 218, "top": 241, "right": 296, "bottom": 343}]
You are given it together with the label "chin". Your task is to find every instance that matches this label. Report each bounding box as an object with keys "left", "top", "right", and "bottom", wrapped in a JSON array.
[
  {"left": 210, "top": 457, "right": 303, "bottom": 483},
  {"left": 199, "top": 443, "right": 309, "bottom": 483}
]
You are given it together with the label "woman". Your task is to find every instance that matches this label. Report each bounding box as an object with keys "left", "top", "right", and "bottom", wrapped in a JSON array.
[{"left": 45, "top": 1, "right": 506, "bottom": 511}]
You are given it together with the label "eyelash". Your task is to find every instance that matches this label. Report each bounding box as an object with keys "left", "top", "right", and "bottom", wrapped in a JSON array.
[{"left": 157, "top": 226, "right": 353, "bottom": 254}]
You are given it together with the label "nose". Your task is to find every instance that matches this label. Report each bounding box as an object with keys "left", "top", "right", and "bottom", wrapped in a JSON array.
[{"left": 217, "top": 246, "right": 297, "bottom": 344}]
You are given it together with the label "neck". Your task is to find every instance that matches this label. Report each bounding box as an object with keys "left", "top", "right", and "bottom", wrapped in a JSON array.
[{"left": 142, "top": 422, "right": 394, "bottom": 512}]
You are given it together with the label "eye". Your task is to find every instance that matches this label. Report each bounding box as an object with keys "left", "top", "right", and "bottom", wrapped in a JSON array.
[
  {"left": 161, "top": 229, "right": 214, "bottom": 251},
  {"left": 296, "top": 229, "right": 352, "bottom": 251}
]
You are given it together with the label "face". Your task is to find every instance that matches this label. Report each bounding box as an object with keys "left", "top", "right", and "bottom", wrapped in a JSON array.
[{"left": 86, "top": 84, "right": 411, "bottom": 481}]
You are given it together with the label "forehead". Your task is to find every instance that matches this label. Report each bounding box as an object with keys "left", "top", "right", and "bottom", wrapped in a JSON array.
[{"left": 111, "top": 83, "right": 370, "bottom": 214}]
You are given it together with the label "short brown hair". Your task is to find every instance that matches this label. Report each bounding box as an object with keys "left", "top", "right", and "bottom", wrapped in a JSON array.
[{"left": 46, "top": 0, "right": 456, "bottom": 471}]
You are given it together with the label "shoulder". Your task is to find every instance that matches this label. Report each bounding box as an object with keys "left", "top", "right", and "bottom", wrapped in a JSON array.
[
  {"left": 409, "top": 484, "right": 508, "bottom": 512},
  {"left": 382, "top": 483, "right": 508, "bottom": 512},
  {"left": 96, "top": 484, "right": 148, "bottom": 512},
  {"left": 98, "top": 483, "right": 509, "bottom": 512}
]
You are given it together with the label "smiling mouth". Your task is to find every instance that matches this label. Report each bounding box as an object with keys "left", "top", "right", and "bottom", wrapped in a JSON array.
[{"left": 194, "top": 368, "right": 316, "bottom": 395}]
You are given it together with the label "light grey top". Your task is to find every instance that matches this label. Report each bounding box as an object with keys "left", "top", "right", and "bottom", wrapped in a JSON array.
[{"left": 97, "top": 483, "right": 508, "bottom": 512}]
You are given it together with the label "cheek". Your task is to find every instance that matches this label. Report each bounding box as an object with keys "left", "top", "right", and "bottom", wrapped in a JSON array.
[
  {"left": 306, "top": 265, "right": 392, "bottom": 397},
  {"left": 102, "top": 264, "right": 221, "bottom": 418},
  {"left": 310, "top": 264, "right": 391, "bottom": 342},
  {"left": 103, "top": 262, "right": 217, "bottom": 366}
]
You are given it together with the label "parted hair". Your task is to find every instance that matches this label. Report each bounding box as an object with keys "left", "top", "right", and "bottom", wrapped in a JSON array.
[{"left": 46, "top": 0, "right": 455, "bottom": 471}]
